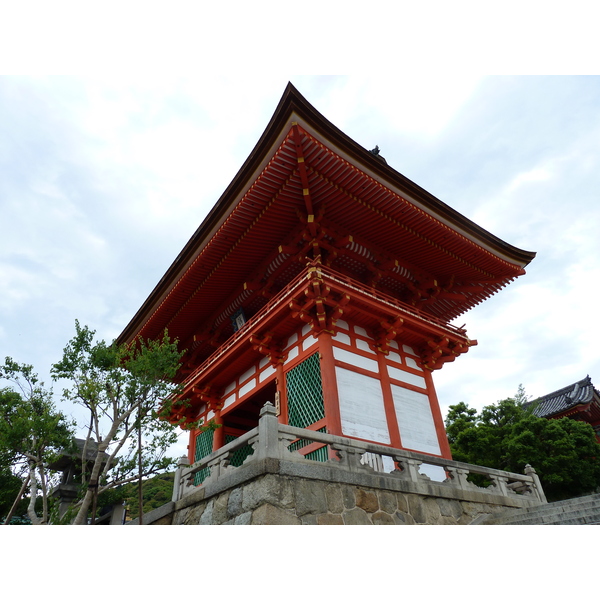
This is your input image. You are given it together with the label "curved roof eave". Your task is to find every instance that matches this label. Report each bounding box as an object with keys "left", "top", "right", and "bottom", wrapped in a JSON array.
[{"left": 118, "top": 82, "right": 536, "bottom": 345}]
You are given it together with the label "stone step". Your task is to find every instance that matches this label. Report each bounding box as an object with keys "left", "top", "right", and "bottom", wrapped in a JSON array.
[
  {"left": 489, "top": 506, "right": 600, "bottom": 524},
  {"left": 522, "top": 497, "right": 600, "bottom": 516},
  {"left": 482, "top": 493, "right": 600, "bottom": 525},
  {"left": 496, "top": 507, "right": 600, "bottom": 525},
  {"left": 493, "top": 500, "right": 600, "bottom": 522}
]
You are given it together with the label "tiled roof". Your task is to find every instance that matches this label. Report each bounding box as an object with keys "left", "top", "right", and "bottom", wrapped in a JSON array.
[{"left": 525, "top": 376, "right": 600, "bottom": 418}]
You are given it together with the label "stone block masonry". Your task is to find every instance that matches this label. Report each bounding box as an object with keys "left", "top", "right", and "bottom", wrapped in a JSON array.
[{"left": 131, "top": 455, "right": 540, "bottom": 525}]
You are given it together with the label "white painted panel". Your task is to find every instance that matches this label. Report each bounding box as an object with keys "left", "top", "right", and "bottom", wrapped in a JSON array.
[
  {"left": 403, "top": 344, "right": 417, "bottom": 355},
  {"left": 259, "top": 355, "right": 270, "bottom": 369},
  {"left": 286, "top": 333, "right": 298, "bottom": 349},
  {"left": 284, "top": 345, "right": 299, "bottom": 364},
  {"left": 222, "top": 394, "right": 236, "bottom": 410},
  {"left": 333, "top": 346, "right": 378, "bottom": 373},
  {"left": 239, "top": 365, "right": 256, "bottom": 384},
  {"left": 302, "top": 334, "right": 318, "bottom": 351},
  {"left": 389, "top": 340, "right": 399, "bottom": 349},
  {"left": 224, "top": 381, "right": 236, "bottom": 395},
  {"left": 387, "top": 351, "right": 402, "bottom": 364},
  {"left": 302, "top": 323, "right": 312, "bottom": 337},
  {"left": 337, "top": 319, "right": 349, "bottom": 330},
  {"left": 239, "top": 378, "right": 256, "bottom": 398},
  {"left": 353, "top": 326, "right": 371, "bottom": 338},
  {"left": 334, "top": 331, "right": 351, "bottom": 346},
  {"left": 336, "top": 367, "right": 390, "bottom": 444},
  {"left": 392, "top": 385, "right": 441, "bottom": 455},
  {"left": 405, "top": 356, "right": 423, "bottom": 371},
  {"left": 259, "top": 365, "right": 277, "bottom": 382},
  {"left": 356, "top": 338, "right": 375, "bottom": 353},
  {"left": 387, "top": 365, "right": 426, "bottom": 389}
]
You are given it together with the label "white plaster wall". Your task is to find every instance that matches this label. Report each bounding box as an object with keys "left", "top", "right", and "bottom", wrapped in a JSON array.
[
  {"left": 333, "top": 346, "right": 378, "bottom": 373},
  {"left": 391, "top": 385, "right": 441, "bottom": 455},
  {"left": 387, "top": 365, "right": 426, "bottom": 389},
  {"left": 336, "top": 366, "right": 390, "bottom": 444}
]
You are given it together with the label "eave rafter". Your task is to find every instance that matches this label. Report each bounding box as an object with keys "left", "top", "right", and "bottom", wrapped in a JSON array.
[
  {"left": 303, "top": 149, "right": 524, "bottom": 281},
  {"left": 292, "top": 124, "right": 317, "bottom": 237}
]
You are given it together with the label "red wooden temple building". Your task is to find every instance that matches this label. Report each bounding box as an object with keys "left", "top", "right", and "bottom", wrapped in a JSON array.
[{"left": 117, "top": 83, "right": 535, "bottom": 476}]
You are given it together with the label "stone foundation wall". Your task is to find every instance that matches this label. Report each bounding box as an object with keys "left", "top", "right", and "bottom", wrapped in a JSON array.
[
  {"left": 132, "top": 455, "right": 533, "bottom": 525},
  {"left": 171, "top": 473, "right": 512, "bottom": 525}
]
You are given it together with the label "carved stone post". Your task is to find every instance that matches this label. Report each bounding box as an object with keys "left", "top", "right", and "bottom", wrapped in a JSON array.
[
  {"left": 202, "top": 453, "right": 231, "bottom": 485},
  {"left": 524, "top": 464, "right": 547, "bottom": 503},
  {"left": 393, "top": 456, "right": 422, "bottom": 482},
  {"left": 278, "top": 431, "right": 306, "bottom": 461},
  {"left": 255, "top": 401, "right": 281, "bottom": 460},
  {"left": 332, "top": 443, "right": 371, "bottom": 473},
  {"left": 172, "top": 455, "right": 190, "bottom": 502},
  {"left": 488, "top": 473, "right": 510, "bottom": 496},
  {"left": 444, "top": 466, "right": 474, "bottom": 490}
]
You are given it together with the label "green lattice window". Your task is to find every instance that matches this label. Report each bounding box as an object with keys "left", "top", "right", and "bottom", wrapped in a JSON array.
[
  {"left": 286, "top": 352, "right": 325, "bottom": 429},
  {"left": 305, "top": 445, "right": 329, "bottom": 462},
  {"left": 193, "top": 428, "right": 215, "bottom": 485},
  {"left": 287, "top": 427, "right": 328, "bottom": 463},
  {"left": 224, "top": 434, "right": 254, "bottom": 467}
]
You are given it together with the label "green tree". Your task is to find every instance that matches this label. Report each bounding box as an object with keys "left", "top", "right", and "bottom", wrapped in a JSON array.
[
  {"left": 0, "top": 466, "right": 29, "bottom": 521},
  {"left": 445, "top": 387, "right": 600, "bottom": 501},
  {"left": 122, "top": 472, "right": 175, "bottom": 520},
  {"left": 50, "top": 321, "right": 191, "bottom": 525},
  {"left": 0, "top": 359, "right": 75, "bottom": 524}
]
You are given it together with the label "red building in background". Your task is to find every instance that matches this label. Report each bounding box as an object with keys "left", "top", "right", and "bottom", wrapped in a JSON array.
[{"left": 117, "top": 84, "right": 535, "bottom": 477}]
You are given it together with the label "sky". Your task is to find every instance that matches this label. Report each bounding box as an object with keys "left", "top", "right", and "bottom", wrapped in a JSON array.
[{"left": 2, "top": 75, "right": 600, "bottom": 455}]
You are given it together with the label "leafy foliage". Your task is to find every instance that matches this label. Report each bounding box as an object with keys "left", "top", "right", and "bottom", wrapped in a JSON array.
[
  {"left": 0, "top": 359, "right": 75, "bottom": 524},
  {"left": 0, "top": 466, "right": 29, "bottom": 520},
  {"left": 1, "top": 321, "right": 194, "bottom": 524},
  {"left": 445, "top": 386, "right": 600, "bottom": 501},
  {"left": 122, "top": 472, "right": 175, "bottom": 520},
  {"left": 49, "top": 321, "right": 188, "bottom": 524}
]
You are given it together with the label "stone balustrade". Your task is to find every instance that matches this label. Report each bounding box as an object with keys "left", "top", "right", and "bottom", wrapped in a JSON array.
[{"left": 173, "top": 402, "right": 547, "bottom": 506}]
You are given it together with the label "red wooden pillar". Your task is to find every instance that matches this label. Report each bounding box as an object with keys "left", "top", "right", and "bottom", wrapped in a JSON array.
[
  {"left": 376, "top": 351, "right": 403, "bottom": 449},
  {"left": 317, "top": 332, "right": 342, "bottom": 436},
  {"left": 275, "top": 363, "right": 288, "bottom": 424},
  {"left": 187, "top": 431, "right": 195, "bottom": 464},
  {"left": 423, "top": 370, "right": 452, "bottom": 459},
  {"left": 212, "top": 411, "right": 225, "bottom": 451}
]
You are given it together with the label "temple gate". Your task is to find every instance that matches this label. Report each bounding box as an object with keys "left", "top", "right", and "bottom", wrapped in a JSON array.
[{"left": 117, "top": 83, "right": 535, "bottom": 487}]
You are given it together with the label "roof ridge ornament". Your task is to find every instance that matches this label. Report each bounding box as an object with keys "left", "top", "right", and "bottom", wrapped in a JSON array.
[
  {"left": 369, "top": 145, "right": 388, "bottom": 164},
  {"left": 568, "top": 382, "right": 580, "bottom": 401}
]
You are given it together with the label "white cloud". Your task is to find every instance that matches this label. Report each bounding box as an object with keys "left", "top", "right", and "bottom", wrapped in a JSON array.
[{"left": 505, "top": 166, "right": 553, "bottom": 193}]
